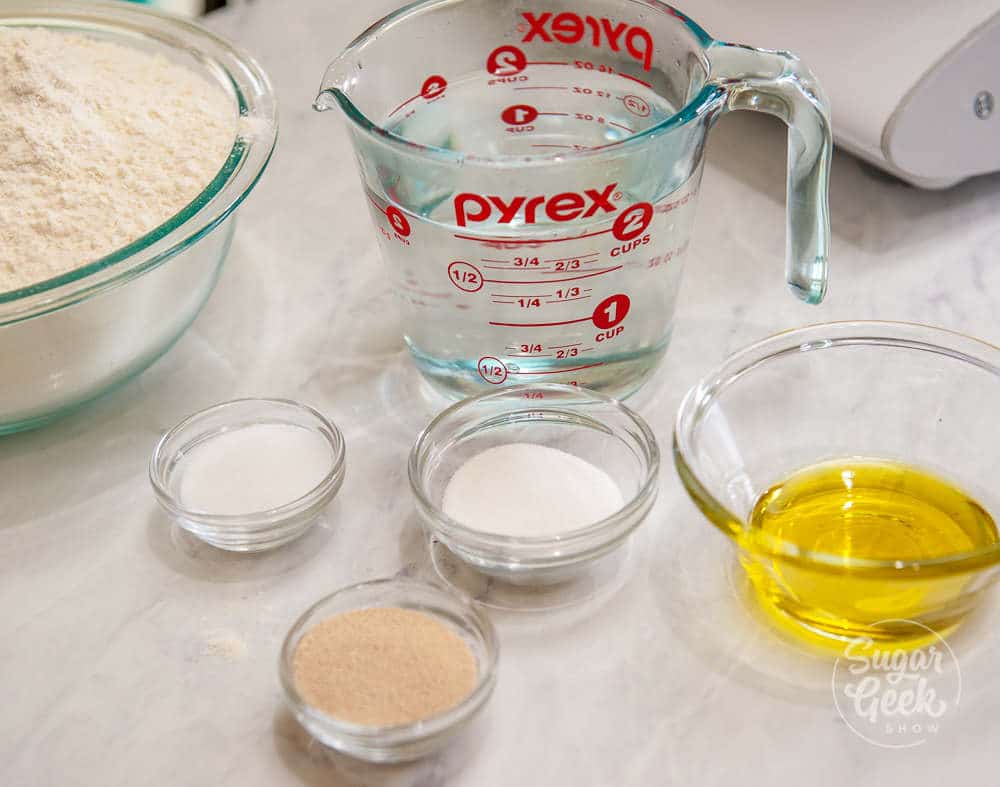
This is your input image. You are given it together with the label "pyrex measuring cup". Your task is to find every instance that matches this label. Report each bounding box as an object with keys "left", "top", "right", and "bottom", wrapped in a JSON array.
[{"left": 316, "top": 0, "right": 831, "bottom": 398}]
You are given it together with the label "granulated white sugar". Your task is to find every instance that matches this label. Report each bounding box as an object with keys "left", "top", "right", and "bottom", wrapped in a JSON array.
[
  {"left": 441, "top": 443, "right": 624, "bottom": 537},
  {"left": 0, "top": 27, "right": 237, "bottom": 293}
]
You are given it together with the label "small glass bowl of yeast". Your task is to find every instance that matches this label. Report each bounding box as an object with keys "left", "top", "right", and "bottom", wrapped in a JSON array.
[{"left": 279, "top": 578, "right": 498, "bottom": 762}]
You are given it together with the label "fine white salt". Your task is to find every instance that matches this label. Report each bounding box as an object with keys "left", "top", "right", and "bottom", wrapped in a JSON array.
[
  {"left": 178, "top": 424, "right": 333, "bottom": 516},
  {"left": 441, "top": 443, "right": 624, "bottom": 537}
]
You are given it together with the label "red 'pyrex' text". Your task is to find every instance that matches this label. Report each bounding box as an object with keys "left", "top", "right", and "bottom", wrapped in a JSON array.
[
  {"left": 454, "top": 183, "right": 619, "bottom": 227},
  {"left": 520, "top": 12, "right": 654, "bottom": 72}
]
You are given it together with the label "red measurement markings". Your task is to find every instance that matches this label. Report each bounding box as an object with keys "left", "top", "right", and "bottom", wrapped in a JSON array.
[
  {"left": 489, "top": 315, "right": 592, "bottom": 328},
  {"left": 482, "top": 265, "right": 623, "bottom": 285},
  {"left": 448, "top": 261, "right": 483, "bottom": 292},
  {"left": 540, "top": 264, "right": 613, "bottom": 276},
  {"left": 503, "top": 103, "right": 570, "bottom": 125},
  {"left": 621, "top": 94, "right": 651, "bottom": 117},
  {"left": 545, "top": 252, "right": 598, "bottom": 262},
  {"left": 508, "top": 344, "right": 550, "bottom": 355},
  {"left": 488, "top": 44, "right": 571, "bottom": 74},
  {"left": 491, "top": 291, "right": 629, "bottom": 329},
  {"left": 367, "top": 194, "right": 412, "bottom": 238},
  {"left": 477, "top": 356, "right": 508, "bottom": 384},
  {"left": 517, "top": 362, "right": 605, "bottom": 375},
  {"left": 491, "top": 292, "right": 551, "bottom": 300},
  {"left": 387, "top": 93, "right": 420, "bottom": 117},
  {"left": 492, "top": 47, "right": 652, "bottom": 89},
  {"left": 593, "top": 293, "right": 630, "bottom": 328},
  {"left": 618, "top": 72, "right": 652, "bottom": 88},
  {"left": 387, "top": 74, "right": 449, "bottom": 117},
  {"left": 488, "top": 46, "right": 527, "bottom": 75},
  {"left": 420, "top": 75, "right": 447, "bottom": 99},
  {"left": 655, "top": 191, "right": 697, "bottom": 214},
  {"left": 546, "top": 286, "right": 590, "bottom": 303},
  {"left": 480, "top": 255, "right": 544, "bottom": 270},
  {"left": 546, "top": 295, "right": 590, "bottom": 304},
  {"left": 514, "top": 86, "right": 569, "bottom": 91},
  {"left": 386, "top": 206, "right": 411, "bottom": 236},
  {"left": 608, "top": 121, "right": 634, "bottom": 133},
  {"left": 612, "top": 202, "right": 653, "bottom": 241},
  {"left": 502, "top": 104, "right": 538, "bottom": 125}
]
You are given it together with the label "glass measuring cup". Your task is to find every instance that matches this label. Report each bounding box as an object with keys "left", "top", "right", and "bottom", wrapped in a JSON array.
[{"left": 316, "top": 0, "right": 831, "bottom": 398}]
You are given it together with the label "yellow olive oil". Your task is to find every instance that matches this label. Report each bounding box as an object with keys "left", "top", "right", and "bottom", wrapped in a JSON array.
[{"left": 743, "top": 458, "right": 998, "bottom": 649}]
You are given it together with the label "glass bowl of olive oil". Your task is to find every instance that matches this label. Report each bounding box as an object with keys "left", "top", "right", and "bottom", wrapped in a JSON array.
[{"left": 674, "top": 322, "right": 1000, "bottom": 651}]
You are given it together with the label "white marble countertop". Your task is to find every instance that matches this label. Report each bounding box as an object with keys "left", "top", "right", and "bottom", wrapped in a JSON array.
[{"left": 3, "top": 2, "right": 1000, "bottom": 785}]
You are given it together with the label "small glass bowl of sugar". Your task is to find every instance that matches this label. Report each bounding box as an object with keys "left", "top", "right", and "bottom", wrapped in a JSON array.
[
  {"left": 409, "top": 384, "right": 659, "bottom": 587},
  {"left": 150, "top": 398, "right": 345, "bottom": 552}
]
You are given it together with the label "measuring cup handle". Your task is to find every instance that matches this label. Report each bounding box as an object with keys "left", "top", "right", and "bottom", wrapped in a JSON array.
[{"left": 708, "top": 42, "right": 832, "bottom": 304}]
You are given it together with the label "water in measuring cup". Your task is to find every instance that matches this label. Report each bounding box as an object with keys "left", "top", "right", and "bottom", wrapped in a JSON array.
[
  {"left": 368, "top": 66, "right": 701, "bottom": 399},
  {"left": 388, "top": 70, "right": 675, "bottom": 156}
]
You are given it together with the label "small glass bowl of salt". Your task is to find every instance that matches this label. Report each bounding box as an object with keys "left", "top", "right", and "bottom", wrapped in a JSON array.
[
  {"left": 409, "top": 384, "right": 659, "bottom": 586},
  {"left": 150, "top": 398, "right": 345, "bottom": 552}
]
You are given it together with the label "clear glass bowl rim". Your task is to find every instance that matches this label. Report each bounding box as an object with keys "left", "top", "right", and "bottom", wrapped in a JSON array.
[
  {"left": 0, "top": 1, "right": 278, "bottom": 324},
  {"left": 148, "top": 398, "right": 346, "bottom": 529},
  {"left": 408, "top": 383, "right": 660, "bottom": 555},
  {"left": 278, "top": 577, "right": 499, "bottom": 745},
  {"left": 673, "top": 320, "right": 1000, "bottom": 576}
]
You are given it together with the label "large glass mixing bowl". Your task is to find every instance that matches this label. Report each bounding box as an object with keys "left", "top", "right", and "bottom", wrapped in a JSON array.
[{"left": 0, "top": 2, "right": 277, "bottom": 434}]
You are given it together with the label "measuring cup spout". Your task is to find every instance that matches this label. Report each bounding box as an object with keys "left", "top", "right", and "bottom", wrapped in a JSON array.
[
  {"left": 313, "top": 57, "right": 356, "bottom": 114},
  {"left": 313, "top": 89, "right": 338, "bottom": 113}
]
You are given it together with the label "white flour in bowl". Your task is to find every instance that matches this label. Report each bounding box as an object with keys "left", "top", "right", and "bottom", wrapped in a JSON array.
[{"left": 0, "top": 27, "right": 237, "bottom": 294}]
